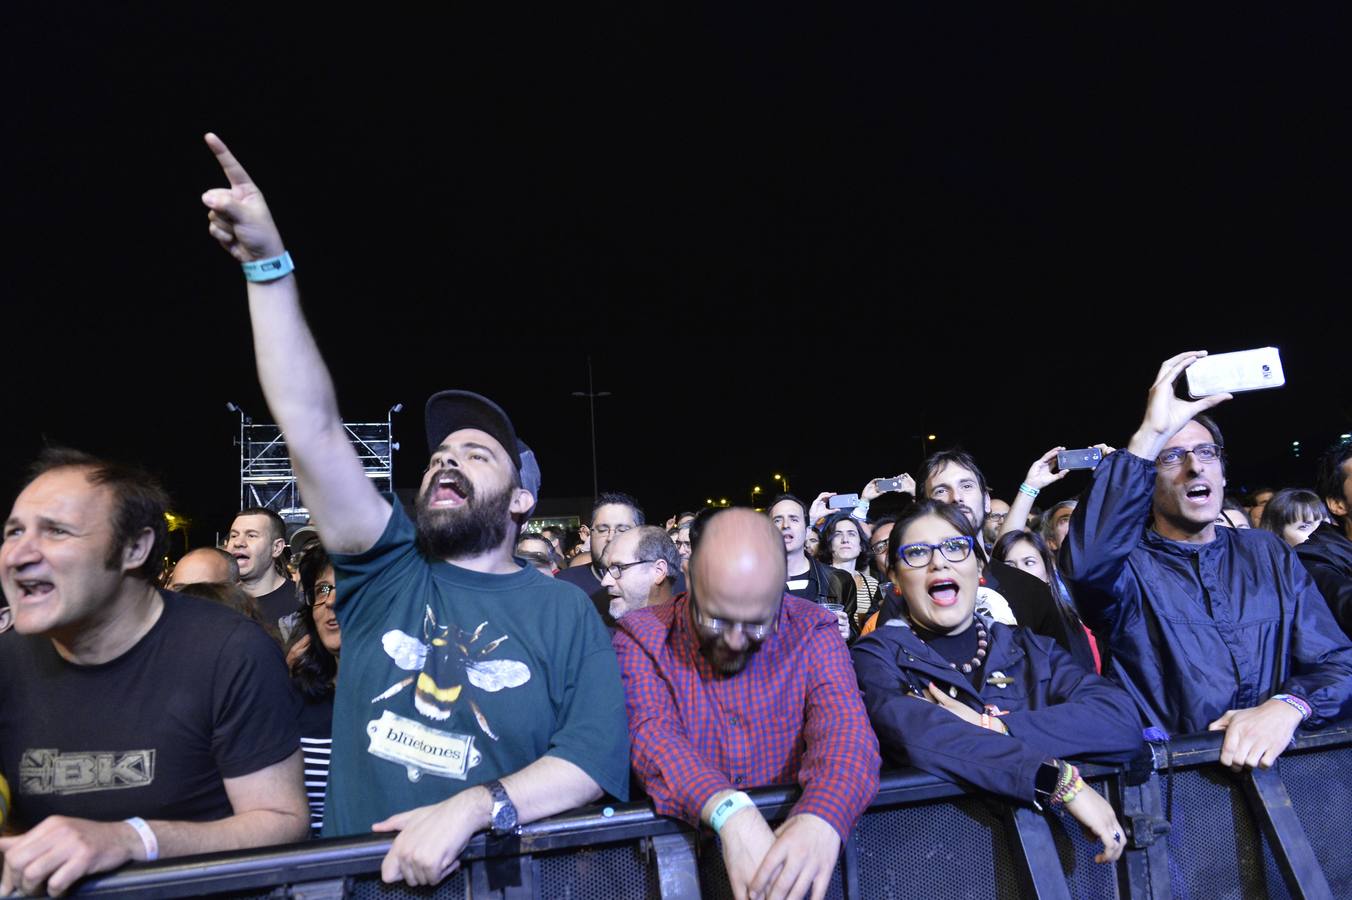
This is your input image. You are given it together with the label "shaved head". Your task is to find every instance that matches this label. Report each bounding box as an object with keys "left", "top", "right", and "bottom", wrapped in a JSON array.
[
  {"left": 690, "top": 509, "right": 786, "bottom": 622},
  {"left": 167, "top": 547, "right": 240, "bottom": 590}
]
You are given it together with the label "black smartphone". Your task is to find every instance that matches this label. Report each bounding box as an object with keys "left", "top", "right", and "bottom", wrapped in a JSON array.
[
  {"left": 827, "top": 493, "right": 860, "bottom": 509},
  {"left": 1050, "top": 448, "right": 1103, "bottom": 474},
  {"left": 873, "top": 477, "right": 909, "bottom": 494}
]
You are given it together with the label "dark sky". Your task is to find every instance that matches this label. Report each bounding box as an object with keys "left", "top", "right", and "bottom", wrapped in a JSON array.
[{"left": 4, "top": 6, "right": 1348, "bottom": 543}]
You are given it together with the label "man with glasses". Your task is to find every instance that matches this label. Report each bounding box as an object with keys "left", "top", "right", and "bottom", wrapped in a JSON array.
[
  {"left": 1063, "top": 351, "right": 1352, "bottom": 769},
  {"left": 982, "top": 499, "right": 1010, "bottom": 553},
  {"left": 598, "top": 525, "right": 680, "bottom": 621},
  {"left": 613, "top": 508, "right": 879, "bottom": 900},
  {"left": 557, "top": 492, "right": 645, "bottom": 625}
]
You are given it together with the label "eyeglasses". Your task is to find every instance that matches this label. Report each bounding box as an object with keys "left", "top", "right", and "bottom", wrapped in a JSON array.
[
  {"left": 870, "top": 539, "right": 891, "bottom": 556},
  {"left": 306, "top": 583, "right": 336, "bottom": 607},
  {"left": 1156, "top": 443, "right": 1223, "bottom": 469},
  {"left": 604, "top": 559, "right": 655, "bottom": 580},
  {"left": 592, "top": 524, "right": 633, "bottom": 537},
  {"left": 690, "top": 602, "right": 777, "bottom": 643},
  {"left": 987, "top": 512, "right": 1008, "bottom": 522},
  {"left": 896, "top": 535, "right": 974, "bottom": 568}
]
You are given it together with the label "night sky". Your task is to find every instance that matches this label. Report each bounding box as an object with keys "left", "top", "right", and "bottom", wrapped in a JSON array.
[{"left": 5, "top": 6, "right": 1348, "bottom": 545}]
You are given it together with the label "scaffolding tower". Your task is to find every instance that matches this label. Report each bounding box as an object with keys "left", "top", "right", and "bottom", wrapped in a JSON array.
[{"left": 231, "top": 403, "right": 403, "bottom": 524}]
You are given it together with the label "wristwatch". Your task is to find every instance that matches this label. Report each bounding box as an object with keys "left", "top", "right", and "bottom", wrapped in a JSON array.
[{"left": 485, "top": 779, "right": 519, "bottom": 835}]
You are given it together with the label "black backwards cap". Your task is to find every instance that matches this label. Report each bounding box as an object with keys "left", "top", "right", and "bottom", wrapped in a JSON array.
[{"left": 424, "top": 390, "right": 541, "bottom": 514}]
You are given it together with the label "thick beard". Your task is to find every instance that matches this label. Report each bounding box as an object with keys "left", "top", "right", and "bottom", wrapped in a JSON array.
[
  {"left": 415, "top": 478, "right": 515, "bottom": 560},
  {"left": 697, "top": 632, "right": 758, "bottom": 676}
]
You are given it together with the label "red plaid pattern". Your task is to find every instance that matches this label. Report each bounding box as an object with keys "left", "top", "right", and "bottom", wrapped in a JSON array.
[{"left": 613, "top": 592, "right": 880, "bottom": 840}]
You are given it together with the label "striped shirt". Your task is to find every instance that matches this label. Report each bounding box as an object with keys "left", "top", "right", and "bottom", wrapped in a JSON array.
[{"left": 301, "top": 736, "right": 332, "bottom": 836}]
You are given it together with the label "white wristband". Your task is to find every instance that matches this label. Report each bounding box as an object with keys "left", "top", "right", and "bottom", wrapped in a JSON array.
[
  {"left": 124, "top": 816, "right": 159, "bottom": 861},
  {"left": 241, "top": 250, "right": 295, "bottom": 283},
  {"left": 708, "top": 791, "right": 755, "bottom": 835}
]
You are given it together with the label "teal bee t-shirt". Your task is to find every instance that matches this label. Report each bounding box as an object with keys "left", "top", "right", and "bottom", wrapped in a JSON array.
[{"left": 323, "top": 502, "right": 630, "bottom": 837}]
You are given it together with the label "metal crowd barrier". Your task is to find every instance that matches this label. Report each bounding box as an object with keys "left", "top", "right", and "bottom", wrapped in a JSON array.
[{"left": 71, "top": 724, "right": 1352, "bottom": 899}]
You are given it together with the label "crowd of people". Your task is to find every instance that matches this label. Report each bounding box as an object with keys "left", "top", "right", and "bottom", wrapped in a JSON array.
[{"left": 2, "top": 135, "right": 1352, "bottom": 900}]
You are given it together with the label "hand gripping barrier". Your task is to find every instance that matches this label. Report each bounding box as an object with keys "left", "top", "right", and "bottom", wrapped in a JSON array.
[{"left": 70, "top": 724, "right": 1352, "bottom": 899}]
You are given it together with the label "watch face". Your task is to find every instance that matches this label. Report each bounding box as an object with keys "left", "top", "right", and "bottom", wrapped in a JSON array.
[{"left": 490, "top": 783, "right": 518, "bottom": 832}]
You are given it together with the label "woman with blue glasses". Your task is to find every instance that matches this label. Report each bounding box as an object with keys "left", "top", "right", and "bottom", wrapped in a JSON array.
[{"left": 851, "top": 500, "right": 1142, "bottom": 864}]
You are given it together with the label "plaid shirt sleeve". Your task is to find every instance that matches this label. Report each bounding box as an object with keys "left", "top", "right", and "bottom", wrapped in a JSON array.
[
  {"left": 790, "top": 614, "right": 882, "bottom": 840},
  {"left": 613, "top": 625, "right": 733, "bottom": 826}
]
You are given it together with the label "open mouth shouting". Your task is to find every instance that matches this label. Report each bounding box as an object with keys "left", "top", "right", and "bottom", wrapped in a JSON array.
[
  {"left": 1183, "top": 481, "right": 1214, "bottom": 507},
  {"left": 13, "top": 578, "right": 55, "bottom": 602},
  {"left": 927, "top": 577, "right": 960, "bottom": 607},
  {"left": 428, "top": 471, "right": 472, "bottom": 509}
]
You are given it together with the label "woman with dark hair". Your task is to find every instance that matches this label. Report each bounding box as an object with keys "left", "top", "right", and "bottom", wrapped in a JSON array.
[
  {"left": 288, "top": 543, "right": 341, "bottom": 836},
  {"left": 991, "top": 529, "right": 1057, "bottom": 585},
  {"left": 1259, "top": 488, "right": 1329, "bottom": 548},
  {"left": 852, "top": 500, "right": 1141, "bottom": 864},
  {"left": 993, "top": 529, "right": 1101, "bottom": 672},
  {"left": 819, "top": 513, "right": 879, "bottom": 625}
]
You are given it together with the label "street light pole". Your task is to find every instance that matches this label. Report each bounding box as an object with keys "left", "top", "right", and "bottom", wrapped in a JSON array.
[{"left": 571, "top": 356, "right": 611, "bottom": 502}]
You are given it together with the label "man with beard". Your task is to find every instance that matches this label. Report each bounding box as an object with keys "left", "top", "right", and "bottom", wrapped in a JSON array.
[
  {"left": 1063, "top": 352, "right": 1352, "bottom": 769},
  {"left": 202, "top": 133, "right": 628, "bottom": 888},
  {"left": 613, "top": 509, "right": 879, "bottom": 900}
]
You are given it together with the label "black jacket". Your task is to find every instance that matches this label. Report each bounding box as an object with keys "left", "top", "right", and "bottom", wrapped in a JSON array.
[{"left": 1296, "top": 522, "right": 1352, "bottom": 640}]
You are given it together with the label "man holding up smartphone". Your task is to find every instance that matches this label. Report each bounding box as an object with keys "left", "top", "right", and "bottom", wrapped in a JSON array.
[{"left": 1061, "top": 352, "right": 1352, "bottom": 769}]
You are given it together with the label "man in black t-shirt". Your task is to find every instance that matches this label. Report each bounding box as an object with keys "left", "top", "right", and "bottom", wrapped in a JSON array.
[
  {"left": 226, "top": 507, "right": 300, "bottom": 628},
  {"left": 769, "top": 494, "right": 854, "bottom": 640},
  {"left": 0, "top": 449, "right": 307, "bottom": 897}
]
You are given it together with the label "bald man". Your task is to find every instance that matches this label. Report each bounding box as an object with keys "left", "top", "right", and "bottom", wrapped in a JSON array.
[
  {"left": 613, "top": 509, "right": 880, "bottom": 900},
  {"left": 166, "top": 547, "right": 241, "bottom": 591}
]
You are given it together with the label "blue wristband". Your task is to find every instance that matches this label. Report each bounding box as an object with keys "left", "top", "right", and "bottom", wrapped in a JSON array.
[
  {"left": 1272, "top": 693, "right": 1312, "bottom": 721},
  {"left": 709, "top": 791, "right": 755, "bottom": 835},
  {"left": 242, "top": 251, "right": 295, "bottom": 283}
]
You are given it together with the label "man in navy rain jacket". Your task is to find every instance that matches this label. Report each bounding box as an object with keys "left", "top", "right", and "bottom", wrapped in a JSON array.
[{"left": 1062, "top": 351, "right": 1352, "bottom": 770}]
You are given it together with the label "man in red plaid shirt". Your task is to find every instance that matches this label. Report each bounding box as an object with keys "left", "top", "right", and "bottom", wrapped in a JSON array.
[{"left": 613, "top": 509, "right": 880, "bottom": 900}]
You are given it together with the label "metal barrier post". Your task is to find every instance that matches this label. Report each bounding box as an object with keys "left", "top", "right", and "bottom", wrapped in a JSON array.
[
  {"left": 1008, "top": 805, "right": 1073, "bottom": 900},
  {"left": 467, "top": 852, "right": 533, "bottom": 899},
  {"left": 650, "top": 832, "right": 701, "bottom": 900},
  {"left": 1242, "top": 765, "right": 1333, "bottom": 900},
  {"left": 1119, "top": 767, "right": 1172, "bottom": 900}
]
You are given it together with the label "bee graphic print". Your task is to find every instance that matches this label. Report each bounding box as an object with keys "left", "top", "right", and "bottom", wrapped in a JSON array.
[{"left": 375, "top": 606, "right": 531, "bottom": 740}]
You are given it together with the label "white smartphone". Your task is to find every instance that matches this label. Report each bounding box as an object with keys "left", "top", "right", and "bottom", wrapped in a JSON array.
[{"left": 1184, "top": 347, "right": 1285, "bottom": 398}]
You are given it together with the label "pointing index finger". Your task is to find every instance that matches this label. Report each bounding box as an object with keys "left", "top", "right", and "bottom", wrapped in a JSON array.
[{"left": 204, "top": 132, "right": 256, "bottom": 188}]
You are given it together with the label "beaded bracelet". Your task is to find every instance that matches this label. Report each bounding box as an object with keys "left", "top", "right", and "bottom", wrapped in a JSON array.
[
  {"left": 1056, "top": 773, "right": 1087, "bottom": 806},
  {"left": 1049, "top": 761, "right": 1076, "bottom": 806}
]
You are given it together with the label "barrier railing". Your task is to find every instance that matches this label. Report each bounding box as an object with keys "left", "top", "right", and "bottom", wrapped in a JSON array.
[{"left": 70, "top": 724, "right": 1352, "bottom": 899}]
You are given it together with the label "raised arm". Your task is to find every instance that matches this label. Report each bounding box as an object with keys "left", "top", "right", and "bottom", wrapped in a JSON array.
[
  {"left": 998, "top": 447, "right": 1068, "bottom": 538},
  {"left": 1061, "top": 353, "right": 1230, "bottom": 613},
  {"left": 201, "top": 133, "right": 388, "bottom": 554}
]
